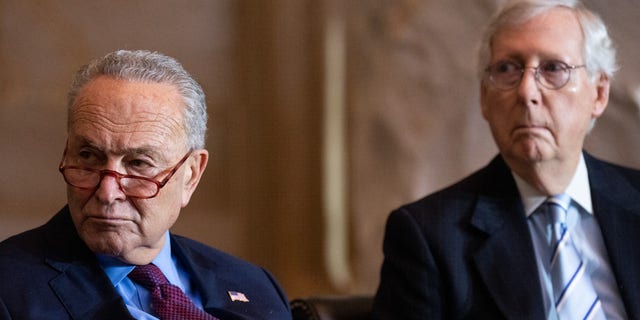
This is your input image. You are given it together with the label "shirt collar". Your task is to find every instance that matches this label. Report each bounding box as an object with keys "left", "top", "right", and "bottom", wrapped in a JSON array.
[
  {"left": 513, "top": 153, "right": 593, "bottom": 217},
  {"left": 97, "top": 231, "right": 174, "bottom": 286}
]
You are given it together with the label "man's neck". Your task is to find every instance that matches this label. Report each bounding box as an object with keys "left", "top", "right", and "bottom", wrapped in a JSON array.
[{"left": 505, "top": 152, "right": 581, "bottom": 195}]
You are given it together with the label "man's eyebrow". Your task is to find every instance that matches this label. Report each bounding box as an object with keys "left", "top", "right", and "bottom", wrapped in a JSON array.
[
  {"left": 126, "top": 147, "right": 167, "bottom": 161},
  {"left": 71, "top": 138, "right": 164, "bottom": 159},
  {"left": 72, "top": 137, "right": 103, "bottom": 152}
]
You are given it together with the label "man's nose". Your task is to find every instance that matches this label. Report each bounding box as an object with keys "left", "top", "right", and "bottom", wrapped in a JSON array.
[
  {"left": 94, "top": 172, "right": 127, "bottom": 202},
  {"left": 517, "top": 68, "right": 542, "bottom": 105},
  {"left": 520, "top": 67, "right": 541, "bottom": 87}
]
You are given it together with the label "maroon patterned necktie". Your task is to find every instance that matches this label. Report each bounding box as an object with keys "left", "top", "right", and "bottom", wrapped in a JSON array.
[{"left": 128, "top": 264, "right": 218, "bottom": 320}]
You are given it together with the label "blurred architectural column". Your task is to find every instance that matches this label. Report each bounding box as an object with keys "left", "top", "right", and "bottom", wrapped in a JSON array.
[{"left": 232, "top": 0, "right": 331, "bottom": 297}]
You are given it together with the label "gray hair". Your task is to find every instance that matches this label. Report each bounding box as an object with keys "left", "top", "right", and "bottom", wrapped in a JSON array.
[
  {"left": 477, "top": 0, "right": 617, "bottom": 83},
  {"left": 67, "top": 50, "right": 208, "bottom": 149}
]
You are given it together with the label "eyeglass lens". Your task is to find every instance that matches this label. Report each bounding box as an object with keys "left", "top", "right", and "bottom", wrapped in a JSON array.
[
  {"left": 62, "top": 168, "right": 159, "bottom": 198},
  {"left": 487, "top": 60, "right": 580, "bottom": 90},
  {"left": 60, "top": 150, "right": 192, "bottom": 199}
]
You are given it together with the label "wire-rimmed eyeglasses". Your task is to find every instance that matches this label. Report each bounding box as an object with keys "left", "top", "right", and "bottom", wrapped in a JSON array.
[
  {"left": 485, "top": 60, "right": 586, "bottom": 90},
  {"left": 59, "top": 149, "right": 193, "bottom": 199}
]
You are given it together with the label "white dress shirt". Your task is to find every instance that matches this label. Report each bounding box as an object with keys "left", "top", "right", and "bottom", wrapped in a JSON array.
[{"left": 513, "top": 154, "right": 627, "bottom": 319}]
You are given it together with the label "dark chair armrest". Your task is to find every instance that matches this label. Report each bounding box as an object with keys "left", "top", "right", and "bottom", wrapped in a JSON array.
[{"left": 290, "top": 295, "right": 373, "bottom": 320}]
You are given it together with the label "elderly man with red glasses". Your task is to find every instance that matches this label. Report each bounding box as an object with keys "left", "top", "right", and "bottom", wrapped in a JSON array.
[
  {"left": 374, "top": 0, "right": 640, "bottom": 319},
  {"left": 0, "top": 50, "right": 292, "bottom": 320}
]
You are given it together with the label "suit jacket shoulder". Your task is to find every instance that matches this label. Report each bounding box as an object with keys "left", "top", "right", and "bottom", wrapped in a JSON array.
[
  {"left": 169, "top": 234, "right": 292, "bottom": 320},
  {"left": 398, "top": 155, "right": 519, "bottom": 227}
]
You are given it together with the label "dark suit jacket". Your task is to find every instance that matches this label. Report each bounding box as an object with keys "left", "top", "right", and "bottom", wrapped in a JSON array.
[
  {"left": 0, "top": 206, "right": 292, "bottom": 320},
  {"left": 373, "top": 153, "right": 640, "bottom": 319}
]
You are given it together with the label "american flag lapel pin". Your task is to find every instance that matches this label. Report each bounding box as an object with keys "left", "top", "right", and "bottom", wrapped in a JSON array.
[{"left": 228, "top": 291, "right": 250, "bottom": 302}]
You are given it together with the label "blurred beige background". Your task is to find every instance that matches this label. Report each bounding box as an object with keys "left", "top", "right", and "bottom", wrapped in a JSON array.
[{"left": 1, "top": 0, "right": 639, "bottom": 299}]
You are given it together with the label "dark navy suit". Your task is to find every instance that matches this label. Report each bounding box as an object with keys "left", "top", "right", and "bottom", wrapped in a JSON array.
[
  {"left": 373, "top": 153, "right": 640, "bottom": 319},
  {"left": 0, "top": 207, "right": 292, "bottom": 320}
]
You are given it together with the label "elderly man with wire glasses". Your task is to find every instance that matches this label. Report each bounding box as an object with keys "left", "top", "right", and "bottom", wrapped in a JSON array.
[
  {"left": 0, "top": 50, "right": 292, "bottom": 320},
  {"left": 373, "top": 0, "right": 640, "bottom": 319}
]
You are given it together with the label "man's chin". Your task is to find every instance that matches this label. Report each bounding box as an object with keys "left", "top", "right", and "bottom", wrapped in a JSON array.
[
  {"left": 509, "top": 140, "right": 554, "bottom": 164},
  {"left": 80, "top": 231, "right": 131, "bottom": 257}
]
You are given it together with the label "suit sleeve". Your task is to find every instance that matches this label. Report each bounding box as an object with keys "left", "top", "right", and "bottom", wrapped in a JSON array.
[
  {"left": 372, "top": 208, "right": 443, "bottom": 320},
  {"left": 0, "top": 297, "right": 10, "bottom": 320}
]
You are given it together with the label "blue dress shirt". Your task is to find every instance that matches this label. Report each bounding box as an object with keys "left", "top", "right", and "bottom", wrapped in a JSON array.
[{"left": 97, "top": 231, "right": 205, "bottom": 319}]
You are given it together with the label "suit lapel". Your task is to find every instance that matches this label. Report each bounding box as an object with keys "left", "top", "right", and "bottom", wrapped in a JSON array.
[
  {"left": 471, "top": 195, "right": 546, "bottom": 319},
  {"left": 170, "top": 236, "right": 253, "bottom": 320},
  {"left": 587, "top": 155, "right": 640, "bottom": 318},
  {"left": 43, "top": 208, "right": 132, "bottom": 320},
  {"left": 469, "top": 157, "right": 545, "bottom": 319},
  {"left": 47, "top": 259, "right": 133, "bottom": 320}
]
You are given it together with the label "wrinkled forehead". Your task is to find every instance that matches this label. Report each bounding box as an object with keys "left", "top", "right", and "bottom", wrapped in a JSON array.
[{"left": 68, "top": 77, "right": 187, "bottom": 152}]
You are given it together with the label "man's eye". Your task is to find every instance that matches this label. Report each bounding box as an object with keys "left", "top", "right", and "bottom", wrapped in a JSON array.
[
  {"left": 129, "top": 159, "right": 151, "bottom": 168},
  {"left": 77, "top": 150, "right": 100, "bottom": 162},
  {"left": 493, "top": 61, "right": 521, "bottom": 74},
  {"left": 540, "top": 61, "right": 568, "bottom": 73},
  {"left": 72, "top": 149, "right": 103, "bottom": 166}
]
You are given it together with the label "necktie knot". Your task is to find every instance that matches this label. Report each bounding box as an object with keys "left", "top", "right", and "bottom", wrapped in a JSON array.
[
  {"left": 128, "top": 264, "right": 218, "bottom": 320},
  {"left": 128, "top": 263, "right": 169, "bottom": 289},
  {"left": 546, "top": 194, "right": 571, "bottom": 223},
  {"left": 546, "top": 194, "right": 571, "bottom": 241}
]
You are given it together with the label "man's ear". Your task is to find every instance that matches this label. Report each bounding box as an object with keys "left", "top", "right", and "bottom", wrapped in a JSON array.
[
  {"left": 480, "top": 82, "right": 490, "bottom": 121},
  {"left": 592, "top": 73, "right": 610, "bottom": 119},
  {"left": 181, "top": 149, "right": 209, "bottom": 207}
]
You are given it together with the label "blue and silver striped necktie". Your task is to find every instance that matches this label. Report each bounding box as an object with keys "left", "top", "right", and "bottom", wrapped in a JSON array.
[{"left": 545, "top": 194, "right": 605, "bottom": 320}]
